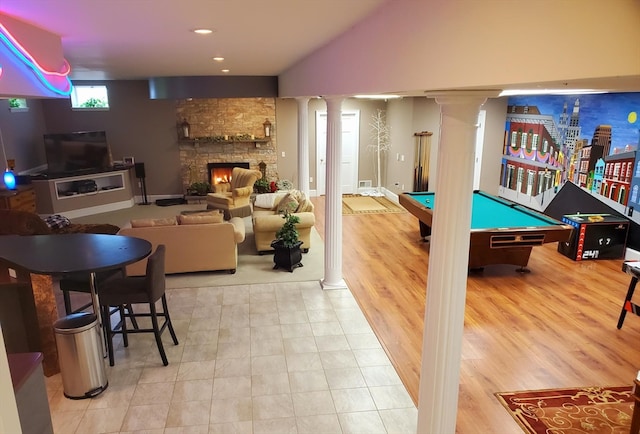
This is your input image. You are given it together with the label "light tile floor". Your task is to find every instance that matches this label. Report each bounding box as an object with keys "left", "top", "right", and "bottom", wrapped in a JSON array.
[{"left": 46, "top": 281, "right": 418, "bottom": 433}]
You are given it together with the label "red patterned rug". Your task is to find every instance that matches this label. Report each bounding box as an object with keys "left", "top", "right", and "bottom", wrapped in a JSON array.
[{"left": 496, "top": 386, "right": 634, "bottom": 433}]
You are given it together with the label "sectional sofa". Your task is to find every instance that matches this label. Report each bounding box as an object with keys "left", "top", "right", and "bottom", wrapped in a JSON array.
[{"left": 118, "top": 212, "right": 245, "bottom": 275}]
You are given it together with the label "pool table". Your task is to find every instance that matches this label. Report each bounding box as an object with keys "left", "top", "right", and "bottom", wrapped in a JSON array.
[{"left": 398, "top": 190, "right": 573, "bottom": 270}]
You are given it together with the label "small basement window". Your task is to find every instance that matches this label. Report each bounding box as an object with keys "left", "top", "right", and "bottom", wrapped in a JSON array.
[
  {"left": 70, "top": 85, "right": 110, "bottom": 110},
  {"left": 8, "top": 98, "right": 28, "bottom": 112}
]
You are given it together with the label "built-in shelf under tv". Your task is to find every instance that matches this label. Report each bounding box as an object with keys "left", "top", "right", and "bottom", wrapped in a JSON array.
[{"left": 43, "top": 130, "right": 113, "bottom": 177}]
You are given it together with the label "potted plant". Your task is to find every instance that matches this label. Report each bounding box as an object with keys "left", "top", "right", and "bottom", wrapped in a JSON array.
[
  {"left": 270, "top": 210, "right": 303, "bottom": 272},
  {"left": 187, "top": 181, "right": 212, "bottom": 196},
  {"left": 254, "top": 178, "right": 271, "bottom": 194}
]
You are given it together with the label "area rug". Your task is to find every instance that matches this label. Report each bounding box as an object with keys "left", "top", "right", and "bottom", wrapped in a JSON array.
[
  {"left": 72, "top": 204, "right": 325, "bottom": 287},
  {"left": 342, "top": 194, "right": 405, "bottom": 215},
  {"left": 496, "top": 386, "right": 635, "bottom": 433}
]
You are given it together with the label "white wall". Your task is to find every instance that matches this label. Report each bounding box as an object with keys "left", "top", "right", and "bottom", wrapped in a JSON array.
[
  {"left": 478, "top": 98, "right": 509, "bottom": 194},
  {"left": 276, "top": 95, "right": 510, "bottom": 198},
  {"left": 279, "top": 0, "right": 640, "bottom": 98},
  {"left": 382, "top": 96, "right": 507, "bottom": 196}
]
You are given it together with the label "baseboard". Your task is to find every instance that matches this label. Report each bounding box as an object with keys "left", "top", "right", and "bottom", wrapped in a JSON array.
[
  {"left": 57, "top": 198, "right": 135, "bottom": 219},
  {"left": 133, "top": 194, "right": 183, "bottom": 204}
]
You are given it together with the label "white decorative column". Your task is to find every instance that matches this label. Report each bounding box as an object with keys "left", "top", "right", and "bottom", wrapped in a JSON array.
[
  {"left": 321, "top": 96, "right": 347, "bottom": 290},
  {"left": 296, "top": 97, "right": 311, "bottom": 197},
  {"left": 417, "top": 91, "right": 499, "bottom": 433}
]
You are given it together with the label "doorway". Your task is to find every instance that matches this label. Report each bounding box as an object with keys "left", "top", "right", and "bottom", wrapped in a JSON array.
[{"left": 315, "top": 110, "right": 360, "bottom": 195}]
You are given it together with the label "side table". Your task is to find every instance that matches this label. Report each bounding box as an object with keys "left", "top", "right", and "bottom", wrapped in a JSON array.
[{"left": 0, "top": 185, "right": 36, "bottom": 213}]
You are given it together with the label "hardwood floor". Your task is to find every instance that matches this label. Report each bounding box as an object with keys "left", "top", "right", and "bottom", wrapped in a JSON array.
[{"left": 311, "top": 195, "right": 640, "bottom": 433}]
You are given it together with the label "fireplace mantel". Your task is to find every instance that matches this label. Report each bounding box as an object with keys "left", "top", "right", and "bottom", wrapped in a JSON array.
[{"left": 180, "top": 138, "right": 270, "bottom": 146}]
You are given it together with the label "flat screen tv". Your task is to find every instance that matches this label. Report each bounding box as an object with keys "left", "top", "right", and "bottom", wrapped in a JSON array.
[{"left": 43, "top": 131, "right": 113, "bottom": 175}]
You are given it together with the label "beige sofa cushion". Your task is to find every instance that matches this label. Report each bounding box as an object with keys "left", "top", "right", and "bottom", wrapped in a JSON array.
[
  {"left": 178, "top": 211, "right": 224, "bottom": 225},
  {"left": 254, "top": 193, "right": 280, "bottom": 209},
  {"left": 130, "top": 217, "right": 177, "bottom": 228}
]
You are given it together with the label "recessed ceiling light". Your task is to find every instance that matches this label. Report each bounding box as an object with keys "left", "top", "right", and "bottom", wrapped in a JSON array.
[
  {"left": 221, "top": 69, "right": 230, "bottom": 73},
  {"left": 213, "top": 57, "right": 224, "bottom": 62},
  {"left": 193, "top": 28, "right": 214, "bottom": 35}
]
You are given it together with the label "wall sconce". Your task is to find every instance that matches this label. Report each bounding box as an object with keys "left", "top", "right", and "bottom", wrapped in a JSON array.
[
  {"left": 263, "top": 119, "right": 272, "bottom": 138},
  {"left": 180, "top": 118, "right": 191, "bottom": 139}
]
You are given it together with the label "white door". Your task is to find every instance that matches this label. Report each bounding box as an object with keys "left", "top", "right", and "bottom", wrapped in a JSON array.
[
  {"left": 316, "top": 110, "right": 360, "bottom": 195},
  {"left": 473, "top": 110, "right": 486, "bottom": 190}
]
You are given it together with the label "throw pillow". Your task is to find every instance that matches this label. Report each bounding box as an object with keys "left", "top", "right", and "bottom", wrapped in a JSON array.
[
  {"left": 289, "top": 190, "right": 305, "bottom": 203},
  {"left": 254, "top": 193, "right": 279, "bottom": 209},
  {"left": 130, "top": 217, "right": 177, "bottom": 228},
  {"left": 276, "top": 192, "right": 299, "bottom": 214},
  {"left": 178, "top": 211, "right": 224, "bottom": 225},
  {"left": 296, "top": 197, "right": 313, "bottom": 213},
  {"left": 43, "top": 214, "right": 71, "bottom": 229}
]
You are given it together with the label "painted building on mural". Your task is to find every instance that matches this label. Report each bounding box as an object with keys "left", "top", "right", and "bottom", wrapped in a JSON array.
[
  {"left": 625, "top": 152, "right": 640, "bottom": 210},
  {"left": 502, "top": 93, "right": 640, "bottom": 212},
  {"left": 500, "top": 105, "right": 563, "bottom": 196},
  {"left": 600, "top": 150, "right": 636, "bottom": 206},
  {"left": 569, "top": 139, "right": 588, "bottom": 184},
  {"left": 592, "top": 158, "right": 605, "bottom": 195},
  {"left": 577, "top": 144, "right": 604, "bottom": 188}
]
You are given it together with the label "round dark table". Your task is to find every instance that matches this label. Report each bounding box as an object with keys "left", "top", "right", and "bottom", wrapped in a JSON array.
[
  {"left": 0, "top": 232, "right": 151, "bottom": 321},
  {"left": 0, "top": 233, "right": 152, "bottom": 372},
  {"left": 0, "top": 233, "right": 152, "bottom": 276}
]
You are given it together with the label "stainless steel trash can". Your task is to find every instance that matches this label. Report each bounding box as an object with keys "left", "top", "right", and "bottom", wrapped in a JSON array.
[{"left": 53, "top": 312, "right": 108, "bottom": 399}]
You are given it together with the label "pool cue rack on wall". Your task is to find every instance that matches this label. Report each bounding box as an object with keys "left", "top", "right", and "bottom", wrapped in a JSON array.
[{"left": 413, "top": 131, "right": 433, "bottom": 192}]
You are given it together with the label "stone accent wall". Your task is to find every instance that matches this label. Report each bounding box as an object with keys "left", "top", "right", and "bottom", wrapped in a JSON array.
[{"left": 176, "top": 98, "right": 277, "bottom": 189}]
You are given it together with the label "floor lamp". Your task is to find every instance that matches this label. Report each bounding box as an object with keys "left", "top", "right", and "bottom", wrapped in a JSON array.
[{"left": 0, "top": 128, "right": 16, "bottom": 190}]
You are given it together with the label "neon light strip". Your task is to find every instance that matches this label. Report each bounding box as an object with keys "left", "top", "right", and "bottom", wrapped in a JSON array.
[
  {"left": 0, "top": 22, "right": 72, "bottom": 95},
  {"left": 0, "top": 23, "right": 70, "bottom": 76}
]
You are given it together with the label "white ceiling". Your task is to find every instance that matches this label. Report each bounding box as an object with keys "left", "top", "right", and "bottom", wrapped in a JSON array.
[
  {"left": 0, "top": 0, "right": 387, "bottom": 81},
  {"left": 1, "top": 1, "right": 637, "bottom": 96}
]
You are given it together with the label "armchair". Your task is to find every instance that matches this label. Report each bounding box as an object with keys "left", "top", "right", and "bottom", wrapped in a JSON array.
[{"left": 206, "top": 167, "right": 262, "bottom": 219}]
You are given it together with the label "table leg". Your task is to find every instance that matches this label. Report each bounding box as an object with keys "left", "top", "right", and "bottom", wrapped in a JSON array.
[
  {"left": 88, "top": 272, "right": 107, "bottom": 357},
  {"left": 617, "top": 276, "right": 637, "bottom": 329}
]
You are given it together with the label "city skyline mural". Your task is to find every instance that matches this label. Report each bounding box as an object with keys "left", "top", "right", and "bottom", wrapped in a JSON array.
[
  {"left": 499, "top": 91, "right": 640, "bottom": 214},
  {"left": 508, "top": 92, "right": 640, "bottom": 155}
]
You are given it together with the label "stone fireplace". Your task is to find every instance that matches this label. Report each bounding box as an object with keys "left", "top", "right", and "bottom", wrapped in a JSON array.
[
  {"left": 176, "top": 97, "right": 276, "bottom": 193},
  {"left": 207, "top": 162, "right": 250, "bottom": 187}
]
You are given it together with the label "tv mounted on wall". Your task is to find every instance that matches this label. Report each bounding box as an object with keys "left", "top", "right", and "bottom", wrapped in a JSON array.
[{"left": 43, "top": 130, "right": 113, "bottom": 176}]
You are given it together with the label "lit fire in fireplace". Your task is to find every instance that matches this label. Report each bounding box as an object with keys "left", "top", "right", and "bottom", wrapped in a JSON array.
[
  {"left": 212, "top": 168, "right": 233, "bottom": 185},
  {"left": 207, "top": 162, "right": 251, "bottom": 186}
]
